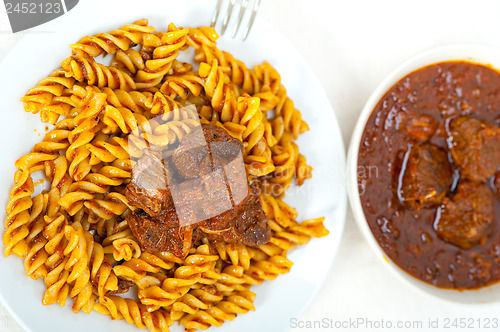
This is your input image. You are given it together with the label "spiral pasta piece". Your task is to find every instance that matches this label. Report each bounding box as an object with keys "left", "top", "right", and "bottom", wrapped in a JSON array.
[
  {"left": 181, "top": 290, "right": 255, "bottom": 331},
  {"left": 168, "top": 287, "right": 224, "bottom": 322},
  {"left": 95, "top": 295, "right": 174, "bottom": 332},
  {"left": 21, "top": 71, "right": 77, "bottom": 124},
  {"left": 213, "top": 242, "right": 251, "bottom": 270},
  {"left": 137, "top": 245, "right": 219, "bottom": 307},
  {"left": 70, "top": 19, "right": 155, "bottom": 58},
  {"left": 198, "top": 59, "right": 238, "bottom": 116},
  {"left": 104, "top": 238, "right": 141, "bottom": 262},
  {"left": 4, "top": 170, "right": 36, "bottom": 257},
  {"left": 186, "top": 26, "right": 219, "bottom": 50},
  {"left": 111, "top": 49, "right": 146, "bottom": 75},
  {"left": 97, "top": 87, "right": 153, "bottom": 114},
  {"left": 86, "top": 136, "right": 130, "bottom": 164},
  {"left": 128, "top": 98, "right": 201, "bottom": 152},
  {"left": 61, "top": 52, "right": 137, "bottom": 91},
  {"left": 135, "top": 23, "right": 189, "bottom": 88},
  {"left": 88, "top": 241, "right": 119, "bottom": 298}
]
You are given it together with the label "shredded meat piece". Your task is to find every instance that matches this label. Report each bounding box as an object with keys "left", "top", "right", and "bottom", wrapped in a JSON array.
[
  {"left": 198, "top": 183, "right": 268, "bottom": 246},
  {"left": 125, "top": 150, "right": 174, "bottom": 217},
  {"left": 126, "top": 209, "right": 194, "bottom": 257},
  {"left": 125, "top": 124, "right": 271, "bottom": 257}
]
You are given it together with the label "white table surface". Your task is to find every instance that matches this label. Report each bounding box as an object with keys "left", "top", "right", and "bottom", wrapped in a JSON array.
[{"left": 2, "top": 0, "right": 500, "bottom": 331}]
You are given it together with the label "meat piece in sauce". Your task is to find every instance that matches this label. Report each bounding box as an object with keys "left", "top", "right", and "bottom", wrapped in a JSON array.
[
  {"left": 199, "top": 183, "right": 270, "bottom": 247},
  {"left": 171, "top": 124, "right": 242, "bottom": 180},
  {"left": 405, "top": 114, "right": 438, "bottom": 141},
  {"left": 125, "top": 149, "right": 174, "bottom": 218},
  {"left": 170, "top": 124, "right": 248, "bottom": 219},
  {"left": 125, "top": 124, "right": 271, "bottom": 257},
  {"left": 447, "top": 116, "right": 500, "bottom": 182},
  {"left": 434, "top": 181, "right": 495, "bottom": 250},
  {"left": 398, "top": 143, "right": 453, "bottom": 209},
  {"left": 127, "top": 209, "right": 195, "bottom": 257}
]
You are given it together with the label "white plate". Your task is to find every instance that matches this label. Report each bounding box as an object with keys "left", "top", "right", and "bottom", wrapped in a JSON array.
[{"left": 0, "top": 0, "right": 347, "bottom": 331}]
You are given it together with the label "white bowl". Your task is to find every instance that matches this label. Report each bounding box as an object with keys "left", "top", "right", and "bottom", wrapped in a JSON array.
[{"left": 347, "top": 44, "right": 500, "bottom": 304}]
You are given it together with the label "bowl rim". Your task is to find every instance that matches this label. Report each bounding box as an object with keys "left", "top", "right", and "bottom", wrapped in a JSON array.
[{"left": 347, "top": 43, "right": 500, "bottom": 304}]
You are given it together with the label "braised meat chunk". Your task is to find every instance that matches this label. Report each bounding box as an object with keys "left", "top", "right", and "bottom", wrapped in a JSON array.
[
  {"left": 169, "top": 124, "right": 248, "bottom": 223},
  {"left": 200, "top": 183, "right": 270, "bottom": 246},
  {"left": 434, "top": 182, "right": 495, "bottom": 250},
  {"left": 127, "top": 209, "right": 194, "bottom": 257},
  {"left": 398, "top": 143, "right": 453, "bottom": 209},
  {"left": 125, "top": 149, "right": 174, "bottom": 217},
  {"left": 172, "top": 124, "right": 242, "bottom": 180},
  {"left": 447, "top": 116, "right": 500, "bottom": 182},
  {"left": 125, "top": 124, "right": 271, "bottom": 257},
  {"left": 405, "top": 114, "right": 438, "bottom": 141}
]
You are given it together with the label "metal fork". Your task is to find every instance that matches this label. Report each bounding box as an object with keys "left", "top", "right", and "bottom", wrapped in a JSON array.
[{"left": 210, "top": 0, "right": 262, "bottom": 40}]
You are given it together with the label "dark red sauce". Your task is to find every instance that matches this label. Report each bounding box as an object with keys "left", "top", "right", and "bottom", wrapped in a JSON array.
[{"left": 358, "top": 61, "right": 500, "bottom": 289}]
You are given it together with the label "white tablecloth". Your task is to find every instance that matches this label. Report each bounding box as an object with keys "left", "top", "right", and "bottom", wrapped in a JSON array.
[{"left": 2, "top": 0, "right": 500, "bottom": 331}]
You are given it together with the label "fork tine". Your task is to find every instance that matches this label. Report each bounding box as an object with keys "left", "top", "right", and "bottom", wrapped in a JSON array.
[
  {"left": 221, "top": 0, "right": 237, "bottom": 35},
  {"left": 211, "top": 0, "right": 224, "bottom": 28},
  {"left": 232, "top": 0, "right": 249, "bottom": 38},
  {"left": 242, "top": 0, "right": 262, "bottom": 40}
]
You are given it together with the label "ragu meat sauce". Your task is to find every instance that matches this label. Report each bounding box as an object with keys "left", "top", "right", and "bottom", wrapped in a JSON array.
[{"left": 358, "top": 61, "right": 500, "bottom": 289}]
